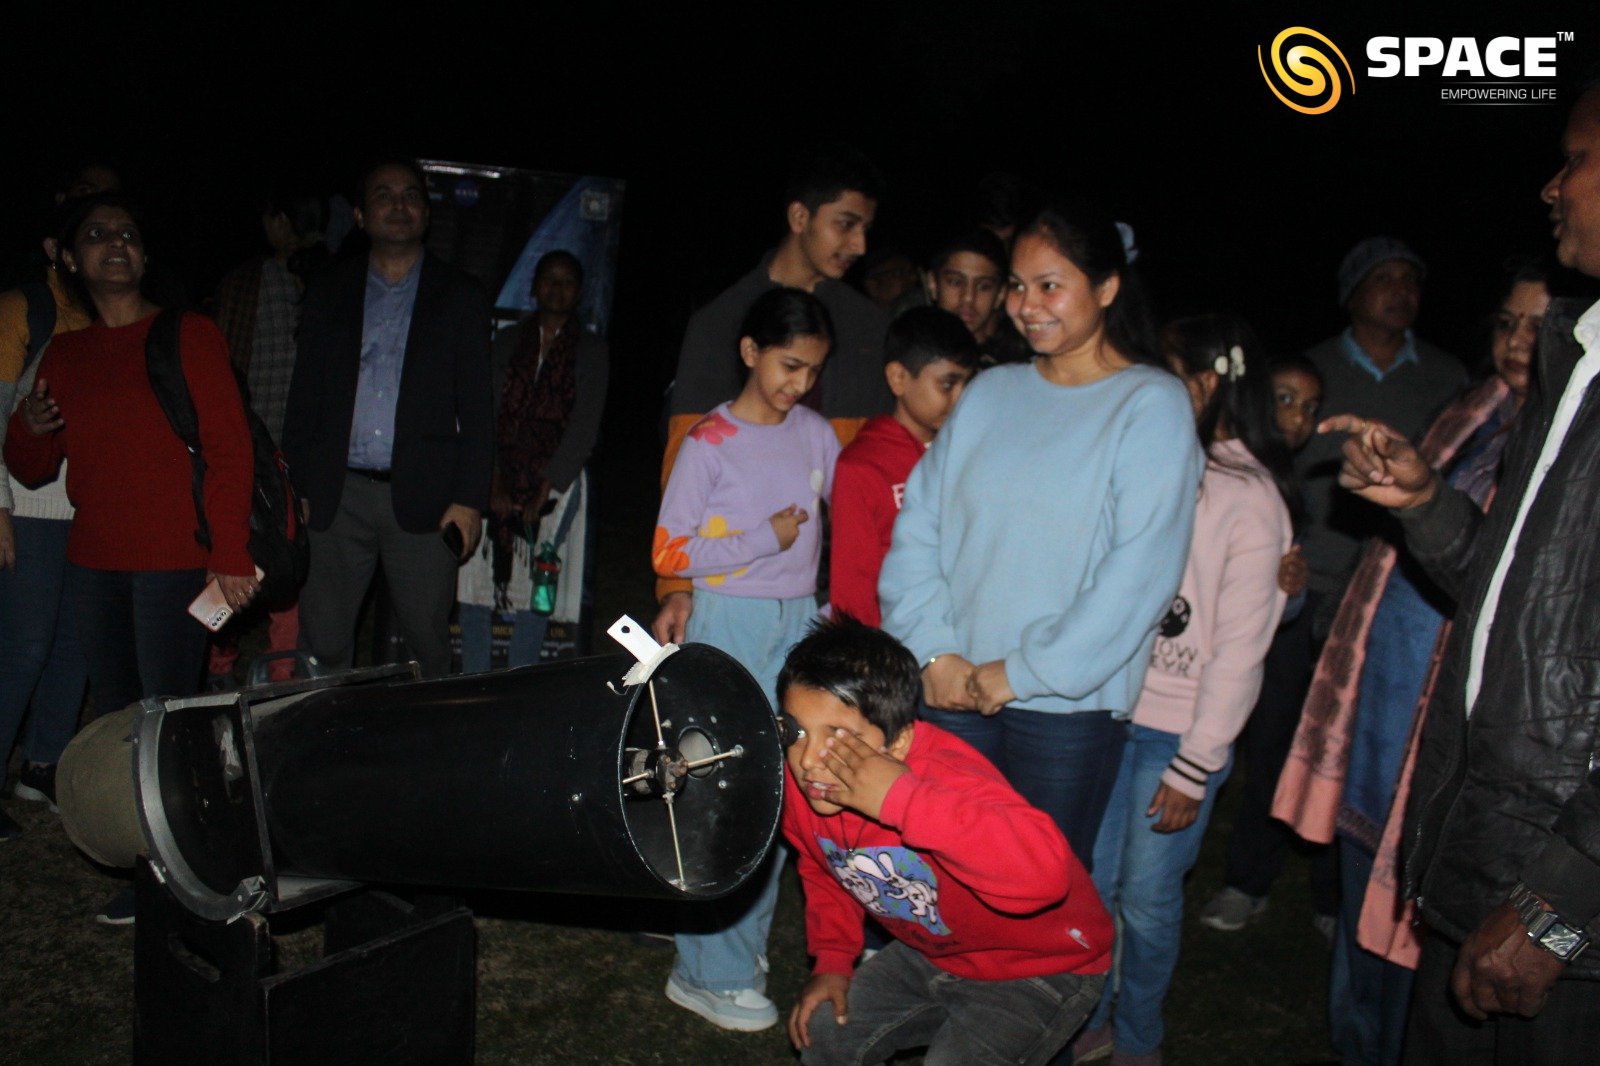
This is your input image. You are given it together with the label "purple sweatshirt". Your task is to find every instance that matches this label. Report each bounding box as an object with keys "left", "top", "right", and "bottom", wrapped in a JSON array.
[{"left": 653, "top": 403, "right": 840, "bottom": 599}]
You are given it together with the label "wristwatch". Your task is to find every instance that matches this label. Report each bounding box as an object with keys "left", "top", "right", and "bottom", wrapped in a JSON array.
[{"left": 1508, "top": 882, "right": 1591, "bottom": 962}]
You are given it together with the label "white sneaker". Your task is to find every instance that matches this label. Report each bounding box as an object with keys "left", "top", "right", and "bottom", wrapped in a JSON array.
[
  {"left": 1198, "top": 887, "right": 1267, "bottom": 931},
  {"left": 665, "top": 973, "right": 778, "bottom": 1032}
]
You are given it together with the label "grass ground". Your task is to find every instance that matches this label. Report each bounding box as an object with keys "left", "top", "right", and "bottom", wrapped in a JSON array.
[{"left": 0, "top": 434, "right": 1338, "bottom": 1064}]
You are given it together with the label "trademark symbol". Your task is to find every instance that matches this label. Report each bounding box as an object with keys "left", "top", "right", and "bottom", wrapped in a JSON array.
[{"left": 1559, "top": 31, "right": 1575, "bottom": 42}]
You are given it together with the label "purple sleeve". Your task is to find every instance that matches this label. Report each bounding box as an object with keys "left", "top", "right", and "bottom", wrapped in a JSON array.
[{"left": 652, "top": 435, "right": 782, "bottom": 580}]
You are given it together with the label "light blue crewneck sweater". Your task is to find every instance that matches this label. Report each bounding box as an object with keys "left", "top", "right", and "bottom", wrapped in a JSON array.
[{"left": 880, "top": 361, "right": 1203, "bottom": 715}]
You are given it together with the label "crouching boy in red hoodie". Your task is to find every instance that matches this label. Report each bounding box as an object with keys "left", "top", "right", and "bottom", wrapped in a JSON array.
[{"left": 779, "top": 617, "right": 1111, "bottom": 1064}]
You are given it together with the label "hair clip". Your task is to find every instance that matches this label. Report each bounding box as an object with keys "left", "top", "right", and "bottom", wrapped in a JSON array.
[{"left": 1213, "top": 345, "right": 1246, "bottom": 382}]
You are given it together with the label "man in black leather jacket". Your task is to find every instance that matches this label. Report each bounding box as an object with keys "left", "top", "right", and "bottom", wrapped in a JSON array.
[{"left": 1324, "top": 81, "right": 1600, "bottom": 1063}]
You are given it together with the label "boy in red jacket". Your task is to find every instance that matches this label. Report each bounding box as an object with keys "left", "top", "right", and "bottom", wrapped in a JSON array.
[
  {"left": 779, "top": 617, "right": 1110, "bottom": 1064},
  {"left": 828, "top": 308, "right": 975, "bottom": 626}
]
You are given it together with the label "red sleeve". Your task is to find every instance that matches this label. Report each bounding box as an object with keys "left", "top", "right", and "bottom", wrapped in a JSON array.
[
  {"left": 782, "top": 780, "right": 865, "bottom": 976},
  {"left": 877, "top": 755, "right": 1075, "bottom": 914},
  {"left": 180, "top": 316, "right": 255, "bottom": 576},
  {"left": 828, "top": 451, "right": 888, "bottom": 627},
  {"left": 3, "top": 351, "right": 65, "bottom": 487}
]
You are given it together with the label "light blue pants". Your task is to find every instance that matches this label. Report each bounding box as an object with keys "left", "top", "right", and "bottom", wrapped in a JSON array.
[
  {"left": 1088, "top": 723, "right": 1230, "bottom": 1055},
  {"left": 672, "top": 589, "right": 816, "bottom": 992}
]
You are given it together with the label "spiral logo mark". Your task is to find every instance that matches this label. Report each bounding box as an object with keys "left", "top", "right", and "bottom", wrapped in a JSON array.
[{"left": 1258, "top": 27, "right": 1356, "bottom": 115}]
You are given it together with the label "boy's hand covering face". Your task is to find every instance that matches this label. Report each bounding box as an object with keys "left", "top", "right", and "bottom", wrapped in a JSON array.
[
  {"left": 819, "top": 728, "right": 909, "bottom": 821},
  {"left": 789, "top": 972, "right": 851, "bottom": 1050}
]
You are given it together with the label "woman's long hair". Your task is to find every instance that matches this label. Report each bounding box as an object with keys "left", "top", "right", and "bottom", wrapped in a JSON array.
[{"left": 1163, "top": 313, "right": 1302, "bottom": 527}]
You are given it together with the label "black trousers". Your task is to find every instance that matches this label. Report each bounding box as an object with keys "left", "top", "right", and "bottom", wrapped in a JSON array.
[
  {"left": 1220, "top": 597, "right": 1339, "bottom": 914},
  {"left": 1404, "top": 930, "right": 1600, "bottom": 1065}
]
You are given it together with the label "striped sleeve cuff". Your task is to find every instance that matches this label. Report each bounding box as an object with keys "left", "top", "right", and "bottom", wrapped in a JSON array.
[{"left": 1160, "top": 753, "right": 1215, "bottom": 802}]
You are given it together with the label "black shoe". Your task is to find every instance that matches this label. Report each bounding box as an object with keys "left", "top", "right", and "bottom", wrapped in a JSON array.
[
  {"left": 0, "top": 808, "right": 21, "bottom": 842},
  {"left": 14, "top": 762, "right": 58, "bottom": 812},
  {"left": 95, "top": 888, "right": 136, "bottom": 926}
]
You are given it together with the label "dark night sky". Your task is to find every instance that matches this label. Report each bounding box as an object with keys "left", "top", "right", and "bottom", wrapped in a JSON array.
[{"left": 7, "top": 1, "right": 1597, "bottom": 421}]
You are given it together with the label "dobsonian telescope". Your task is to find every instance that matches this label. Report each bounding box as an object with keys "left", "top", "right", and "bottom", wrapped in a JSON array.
[{"left": 58, "top": 617, "right": 786, "bottom": 1064}]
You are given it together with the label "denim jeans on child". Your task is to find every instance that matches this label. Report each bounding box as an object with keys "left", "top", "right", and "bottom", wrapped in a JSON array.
[
  {"left": 1088, "top": 722, "right": 1230, "bottom": 1056},
  {"left": 918, "top": 705, "right": 1125, "bottom": 873},
  {"left": 801, "top": 941, "right": 1105, "bottom": 1066},
  {"left": 0, "top": 517, "right": 86, "bottom": 764},
  {"left": 672, "top": 588, "right": 816, "bottom": 993}
]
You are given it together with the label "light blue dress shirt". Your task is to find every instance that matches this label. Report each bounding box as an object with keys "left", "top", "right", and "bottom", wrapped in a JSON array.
[
  {"left": 1339, "top": 327, "right": 1418, "bottom": 382},
  {"left": 347, "top": 255, "right": 423, "bottom": 469}
]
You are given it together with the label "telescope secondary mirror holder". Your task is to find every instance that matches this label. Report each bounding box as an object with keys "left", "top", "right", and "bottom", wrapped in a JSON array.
[{"left": 133, "top": 616, "right": 786, "bottom": 922}]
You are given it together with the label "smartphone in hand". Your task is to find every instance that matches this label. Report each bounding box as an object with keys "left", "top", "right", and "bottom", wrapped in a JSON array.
[
  {"left": 188, "top": 580, "right": 234, "bottom": 632},
  {"left": 186, "top": 566, "right": 265, "bottom": 632}
]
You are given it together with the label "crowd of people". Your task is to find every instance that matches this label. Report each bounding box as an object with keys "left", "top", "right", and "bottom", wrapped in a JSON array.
[{"left": 5, "top": 79, "right": 1600, "bottom": 1066}]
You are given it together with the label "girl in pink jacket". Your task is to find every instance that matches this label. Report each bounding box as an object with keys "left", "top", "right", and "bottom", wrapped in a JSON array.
[{"left": 1074, "top": 315, "right": 1296, "bottom": 1066}]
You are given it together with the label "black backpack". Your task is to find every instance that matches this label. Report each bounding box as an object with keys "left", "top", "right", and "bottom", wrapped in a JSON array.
[{"left": 145, "top": 309, "right": 310, "bottom": 607}]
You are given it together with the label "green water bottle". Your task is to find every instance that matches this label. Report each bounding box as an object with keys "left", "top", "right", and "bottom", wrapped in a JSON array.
[{"left": 531, "top": 542, "right": 561, "bottom": 615}]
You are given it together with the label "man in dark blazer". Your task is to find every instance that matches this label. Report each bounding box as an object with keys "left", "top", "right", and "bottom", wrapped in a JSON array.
[{"left": 283, "top": 157, "right": 492, "bottom": 678}]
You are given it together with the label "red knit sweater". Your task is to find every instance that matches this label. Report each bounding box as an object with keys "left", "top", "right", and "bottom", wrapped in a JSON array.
[
  {"left": 783, "top": 722, "right": 1112, "bottom": 981},
  {"left": 4, "top": 312, "right": 255, "bottom": 575}
]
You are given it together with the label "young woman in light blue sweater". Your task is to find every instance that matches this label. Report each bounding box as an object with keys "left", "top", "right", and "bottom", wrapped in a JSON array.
[{"left": 879, "top": 199, "right": 1202, "bottom": 865}]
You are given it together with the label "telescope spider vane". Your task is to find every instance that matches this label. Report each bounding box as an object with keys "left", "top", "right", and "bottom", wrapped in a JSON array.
[{"left": 620, "top": 678, "right": 744, "bottom": 889}]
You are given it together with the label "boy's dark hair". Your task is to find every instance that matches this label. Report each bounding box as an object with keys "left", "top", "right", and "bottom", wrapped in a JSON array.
[
  {"left": 739, "top": 286, "right": 834, "bottom": 352},
  {"left": 782, "top": 144, "right": 886, "bottom": 214},
  {"left": 1266, "top": 352, "right": 1323, "bottom": 386},
  {"left": 777, "top": 616, "right": 920, "bottom": 740},
  {"left": 359, "top": 156, "right": 430, "bottom": 207},
  {"left": 928, "top": 227, "right": 1009, "bottom": 278},
  {"left": 885, "top": 306, "right": 979, "bottom": 374}
]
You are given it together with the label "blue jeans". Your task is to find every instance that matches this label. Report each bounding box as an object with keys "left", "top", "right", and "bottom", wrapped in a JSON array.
[
  {"left": 1330, "top": 836, "right": 1412, "bottom": 1066},
  {"left": 918, "top": 705, "right": 1125, "bottom": 871},
  {"left": 0, "top": 518, "right": 86, "bottom": 764},
  {"left": 801, "top": 940, "right": 1105, "bottom": 1066},
  {"left": 457, "top": 604, "right": 550, "bottom": 673},
  {"left": 67, "top": 564, "right": 208, "bottom": 716},
  {"left": 673, "top": 589, "right": 816, "bottom": 992},
  {"left": 1087, "top": 723, "right": 1230, "bottom": 1055}
]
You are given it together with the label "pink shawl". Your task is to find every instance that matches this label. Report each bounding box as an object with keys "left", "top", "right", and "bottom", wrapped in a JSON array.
[{"left": 1270, "top": 375, "right": 1509, "bottom": 966}]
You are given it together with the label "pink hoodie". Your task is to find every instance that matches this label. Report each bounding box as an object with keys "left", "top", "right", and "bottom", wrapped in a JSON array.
[{"left": 1133, "top": 439, "right": 1291, "bottom": 800}]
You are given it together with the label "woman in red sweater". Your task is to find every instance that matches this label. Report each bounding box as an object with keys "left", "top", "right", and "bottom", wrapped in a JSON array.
[{"left": 5, "top": 194, "right": 256, "bottom": 725}]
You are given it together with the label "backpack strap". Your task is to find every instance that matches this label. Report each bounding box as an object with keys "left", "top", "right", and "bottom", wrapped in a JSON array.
[
  {"left": 144, "top": 309, "right": 213, "bottom": 552},
  {"left": 20, "top": 281, "right": 57, "bottom": 374}
]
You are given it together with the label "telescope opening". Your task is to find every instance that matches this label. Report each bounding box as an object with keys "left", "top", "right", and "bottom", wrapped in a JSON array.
[{"left": 615, "top": 650, "right": 783, "bottom": 897}]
